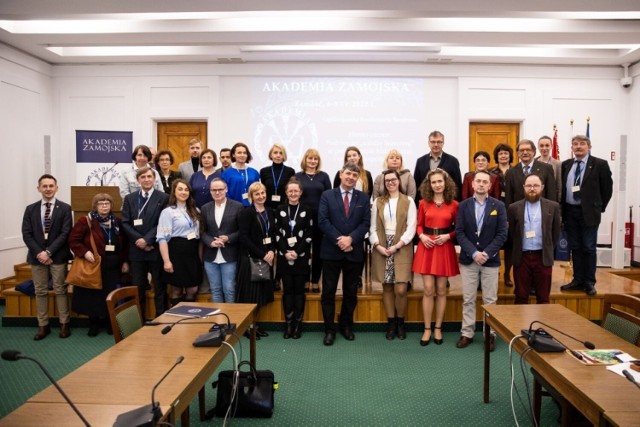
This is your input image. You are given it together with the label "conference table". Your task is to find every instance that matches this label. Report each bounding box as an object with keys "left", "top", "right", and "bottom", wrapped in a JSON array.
[
  {"left": 482, "top": 304, "right": 640, "bottom": 427},
  {"left": 0, "top": 302, "right": 257, "bottom": 427}
]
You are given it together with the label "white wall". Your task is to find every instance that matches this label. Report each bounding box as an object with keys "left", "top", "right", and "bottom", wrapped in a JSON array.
[{"left": 1, "top": 48, "right": 638, "bottom": 277}]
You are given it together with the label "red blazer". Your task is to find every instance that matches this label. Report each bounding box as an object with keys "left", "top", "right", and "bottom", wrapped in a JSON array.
[
  {"left": 461, "top": 171, "right": 501, "bottom": 200},
  {"left": 68, "top": 215, "right": 128, "bottom": 265}
]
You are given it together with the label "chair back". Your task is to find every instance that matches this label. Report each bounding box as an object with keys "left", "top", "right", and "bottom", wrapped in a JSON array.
[
  {"left": 106, "top": 286, "right": 143, "bottom": 343},
  {"left": 601, "top": 293, "right": 640, "bottom": 346}
]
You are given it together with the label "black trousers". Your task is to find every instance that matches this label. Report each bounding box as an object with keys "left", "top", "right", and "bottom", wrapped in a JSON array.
[
  {"left": 321, "top": 259, "right": 362, "bottom": 333},
  {"left": 282, "top": 273, "right": 307, "bottom": 320},
  {"left": 130, "top": 259, "right": 165, "bottom": 317}
]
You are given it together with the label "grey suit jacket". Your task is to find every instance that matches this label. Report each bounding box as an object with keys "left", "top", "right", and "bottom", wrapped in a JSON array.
[
  {"left": 508, "top": 198, "right": 561, "bottom": 267},
  {"left": 22, "top": 199, "right": 72, "bottom": 265},
  {"left": 201, "top": 198, "right": 244, "bottom": 263},
  {"left": 121, "top": 189, "right": 169, "bottom": 261},
  {"left": 178, "top": 159, "right": 201, "bottom": 183}
]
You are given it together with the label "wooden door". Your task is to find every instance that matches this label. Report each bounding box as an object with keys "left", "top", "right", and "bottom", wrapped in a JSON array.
[
  {"left": 468, "top": 123, "right": 520, "bottom": 170},
  {"left": 157, "top": 122, "right": 208, "bottom": 170}
]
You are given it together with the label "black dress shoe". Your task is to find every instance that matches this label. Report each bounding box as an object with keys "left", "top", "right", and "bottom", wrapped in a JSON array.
[
  {"left": 584, "top": 283, "right": 597, "bottom": 296},
  {"left": 340, "top": 327, "right": 355, "bottom": 341},
  {"left": 420, "top": 327, "right": 431, "bottom": 346},
  {"left": 256, "top": 327, "right": 269, "bottom": 337},
  {"left": 560, "top": 280, "right": 584, "bottom": 291},
  {"left": 433, "top": 326, "right": 443, "bottom": 345},
  {"left": 323, "top": 332, "right": 335, "bottom": 346},
  {"left": 34, "top": 325, "right": 51, "bottom": 341}
]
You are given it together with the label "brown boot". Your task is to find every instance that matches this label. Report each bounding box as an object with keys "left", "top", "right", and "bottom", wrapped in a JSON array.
[
  {"left": 34, "top": 325, "right": 51, "bottom": 341},
  {"left": 59, "top": 323, "right": 71, "bottom": 338}
]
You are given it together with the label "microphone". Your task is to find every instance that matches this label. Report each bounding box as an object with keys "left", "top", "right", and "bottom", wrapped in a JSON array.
[
  {"left": 622, "top": 369, "right": 640, "bottom": 389},
  {"left": 161, "top": 316, "right": 201, "bottom": 335},
  {"left": 1, "top": 350, "right": 91, "bottom": 427},
  {"left": 100, "top": 161, "right": 119, "bottom": 185},
  {"left": 114, "top": 355, "right": 184, "bottom": 427},
  {"left": 528, "top": 321, "right": 596, "bottom": 350},
  {"left": 157, "top": 312, "right": 236, "bottom": 336}
]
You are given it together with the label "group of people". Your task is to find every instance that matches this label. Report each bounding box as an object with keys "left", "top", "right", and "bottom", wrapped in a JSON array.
[{"left": 22, "top": 131, "right": 612, "bottom": 351}]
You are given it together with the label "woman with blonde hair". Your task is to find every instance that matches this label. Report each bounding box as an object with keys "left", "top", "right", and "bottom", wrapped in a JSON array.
[
  {"left": 412, "top": 169, "right": 459, "bottom": 346},
  {"left": 373, "top": 149, "right": 417, "bottom": 199},
  {"left": 260, "top": 143, "right": 295, "bottom": 210},
  {"left": 370, "top": 169, "right": 416, "bottom": 340}
]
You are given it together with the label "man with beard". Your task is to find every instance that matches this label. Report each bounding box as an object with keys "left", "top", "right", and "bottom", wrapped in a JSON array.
[{"left": 508, "top": 174, "right": 561, "bottom": 304}]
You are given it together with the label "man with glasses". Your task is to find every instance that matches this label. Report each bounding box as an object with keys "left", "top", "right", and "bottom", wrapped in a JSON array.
[
  {"left": 504, "top": 139, "right": 556, "bottom": 208},
  {"left": 508, "top": 174, "right": 561, "bottom": 304},
  {"left": 201, "top": 178, "right": 243, "bottom": 303},
  {"left": 414, "top": 130, "right": 463, "bottom": 202},
  {"left": 559, "top": 135, "right": 612, "bottom": 296}
]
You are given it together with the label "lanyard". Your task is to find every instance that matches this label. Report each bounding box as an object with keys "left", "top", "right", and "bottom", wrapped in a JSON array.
[
  {"left": 257, "top": 209, "right": 270, "bottom": 236},
  {"left": 99, "top": 220, "right": 113, "bottom": 246},
  {"left": 179, "top": 208, "right": 194, "bottom": 229},
  {"left": 137, "top": 192, "right": 151, "bottom": 218},
  {"left": 287, "top": 204, "right": 300, "bottom": 234},
  {"left": 235, "top": 167, "right": 249, "bottom": 191},
  {"left": 525, "top": 202, "right": 540, "bottom": 225},
  {"left": 271, "top": 166, "right": 284, "bottom": 191}
]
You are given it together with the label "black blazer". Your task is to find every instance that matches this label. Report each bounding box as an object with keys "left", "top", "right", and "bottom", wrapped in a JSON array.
[
  {"left": 121, "top": 189, "right": 169, "bottom": 261},
  {"left": 158, "top": 170, "right": 182, "bottom": 193},
  {"left": 201, "top": 198, "right": 244, "bottom": 263},
  {"left": 318, "top": 188, "right": 371, "bottom": 262},
  {"left": 413, "top": 151, "right": 463, "bottom": 202},
  {"left": 561, "top": 155, "right": 613, "bottom": 227},
  {"left": 260, "top": 164, "right": 296, "bottom": 210},
  {"left": 508, "top": 198, "right": 561, "bottom": 267},
  {"left": 504, "top": 160, "right": 556, "bottom": 208},
  {"left": 275, "top": 203, "right": 312, "bottom": 274},
  {"left": 239, "top": 206, "right": 277, "bottom": 259},
  {"left": 22, "top": 199, "right": 72, "bottom": 265}
]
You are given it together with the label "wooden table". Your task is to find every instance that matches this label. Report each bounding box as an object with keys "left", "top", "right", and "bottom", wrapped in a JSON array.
[
  {"left": 482, "top": 304, "right": 640, "bottom": 426},
  {"left": 7, "top": 302, "right": 256, "bottom": 427}
]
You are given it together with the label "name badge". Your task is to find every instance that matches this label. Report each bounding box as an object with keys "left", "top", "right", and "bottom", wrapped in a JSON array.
[
  {"left": 262, "top": 237, "right": 272, "bottom": 245},
  {"left": 525, "top": 231, "right": 536, "bottom": 239},
  {"left": 44, "top": 233, "right": 49, "bottom": 240},
  {"left": 571, "top": 185, "right": 581, "bottom": 193},
  {"left": 187, "top": 232, "right": 197, "bottom": 240},
  {"left": 105, "top": 245, "right": 116, "bottom": 252},
  {"left": 500, "top": 191, "right": 506, "bottom": 198},
  {"left": 287, "top": 237, "right": 297, "bottom": 245},
  {"left": 271, "top": 195, "right": 281, "bottom": 202},
  {"left": 242, "top": 193, "right": 249, "bottom": 200},
  {"left": 134, "top": 219, "right": 143, "bottom": 226}
]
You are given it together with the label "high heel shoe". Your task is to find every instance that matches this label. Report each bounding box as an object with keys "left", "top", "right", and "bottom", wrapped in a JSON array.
[
  {"left": 420, "top": 327, "right": 431, "bottom": 346},
  {"left": 434, "top": 326, "right": 443, "bottom": 345}
]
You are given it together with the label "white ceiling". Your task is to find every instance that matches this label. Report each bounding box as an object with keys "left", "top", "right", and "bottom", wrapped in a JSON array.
[{"left": 1, "top": 0, "right": 639, "bottom": 67}]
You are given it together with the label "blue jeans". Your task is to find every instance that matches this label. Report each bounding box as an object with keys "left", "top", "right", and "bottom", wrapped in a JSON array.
[{"left": 204, "top": 261, "right": 237, "bottom": 303}]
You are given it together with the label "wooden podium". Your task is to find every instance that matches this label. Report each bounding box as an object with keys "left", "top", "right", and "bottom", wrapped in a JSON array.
[{"left": 70, "top": 186, "right": 122, "bottom": 220}]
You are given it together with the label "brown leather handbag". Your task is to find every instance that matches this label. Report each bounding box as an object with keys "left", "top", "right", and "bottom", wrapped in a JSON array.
[{"left": 66, "top": 216, "right": 102, "bottom": 289}]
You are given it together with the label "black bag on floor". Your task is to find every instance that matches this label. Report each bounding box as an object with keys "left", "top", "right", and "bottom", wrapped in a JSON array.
[{"left": 205, "top": 360, "right": 277, "bottom": 419}]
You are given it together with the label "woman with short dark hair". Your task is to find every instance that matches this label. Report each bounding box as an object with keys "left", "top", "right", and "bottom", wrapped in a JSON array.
[
  {"left": 221, "top": 142, "right": 260, "bottom": 206},
  {"left": 154, "top": 150, "right": 182, "bottom": 193},
  {"left": 120, "top": 144, "right": 164, "bottom": 197}
]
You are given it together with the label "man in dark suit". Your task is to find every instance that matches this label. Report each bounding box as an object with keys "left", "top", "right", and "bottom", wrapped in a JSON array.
[
  {"left": 414, "top": 130, "right": 463, "bottom": 202},
  {"left": 504, "top": 139, "right": 556, "bottom": 208},
  {"left": 177, "top": 138, "right": 202, "bottom": 182},
  {"left": 508, "top": 174, "right": 561, "bottom": 304},
  {"left": 455, "top": 171, "right": 507, "bottom": 352},
  {"left": 201, "top": 178, "right": 243, "bottom": 303},
  {"left": 22, "top": 174, "right": 73, "bottom": 340},
  {"left": 318, "top": 163, "right": 371, "bottom": 345},
  {"left": 560, "top": 135, "right": 613, "bottom": 296},
  {"left": 122, "top": 167, "right": 170, "bottom": 316}
]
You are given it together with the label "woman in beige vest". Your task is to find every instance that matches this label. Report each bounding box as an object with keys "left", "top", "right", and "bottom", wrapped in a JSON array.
[{"left": 369, "top": 169, "right": 417, "bottom": 340}]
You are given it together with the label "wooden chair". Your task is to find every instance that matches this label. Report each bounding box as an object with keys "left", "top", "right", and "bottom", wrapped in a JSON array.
[
  {"left": 106, "top": 286, "right": 143, "bottom": 343},
  {"left": 106, "top": 286, "right": 207, "bottom": 423},
  {"left": 601, "top": 293, "right": 640, "bottom": 346}
]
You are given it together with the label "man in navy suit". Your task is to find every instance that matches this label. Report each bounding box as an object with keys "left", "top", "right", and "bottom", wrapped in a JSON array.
[
  {"left": 122, "top": 167, "right": 170, "bottom": 316},
  {"left": 559, "top": 135, "right": 613, "bottom": 296},
  {"left": 413, "top": 130, "right": 463, "bottom": 202},
  {"left": 455, "top": 171, "right": 507, "bottom": 352},
  {"left": 22, "top": 174, "right": 73, "bottom": 340},
  {"left": 318, "top": 163, "right": 371, "bottom": 345}
]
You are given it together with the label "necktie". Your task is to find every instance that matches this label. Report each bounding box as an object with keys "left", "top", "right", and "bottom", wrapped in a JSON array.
[
  {"left": 44, "top": 202, "right": 51, "bottom": 235},
  {"left": 143, "top": 192, "right": 149, "bottom": 199},
  {"left": 523, "top": 165, "right": 530, "bottom": 176},
  {"left": 343, "top": 192, "right": 350, "bottom": 216},
  {"left": 574, "top": 161, "right": 582, "bottom": 186}
]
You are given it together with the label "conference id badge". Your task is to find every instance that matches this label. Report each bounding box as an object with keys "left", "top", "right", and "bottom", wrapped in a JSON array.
[
  {"left": 44, "top": 233, "right": 49, "bottom": 240},
  {"left": 288, "top": 237, "right": 297, "bottom": 245},
  {"left": 105, "top": 245, "right": 116, "bottom": 252},
  {"left": 572, "top": 185, "right": 581, "bottom": 193},
  {"left": 242, "top": 192, "right": 249, "bottom": 200},
  {"left": 134, "top": 219, "right": 143, "bottom": 226},
  {"left": 501, "top": 191, "right": 505, "bottom": 198},
  {"left": 271, "top": 195, "right": 281, "bottom": 202},
  {"left": 187, "top": 232, "right": 197, "bottom": 240},
  {"left": 525, "top": 231, "right": 536, "bottom": 239},
  {"left": 263, "top": 237, "right": 272, "bottom": 245}
]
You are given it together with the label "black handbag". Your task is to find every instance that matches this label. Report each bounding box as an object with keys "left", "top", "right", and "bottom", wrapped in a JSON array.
[
  {"left": 206, "top": 361, "right": 277, "bottom": 419},
  {"left": 248, "top": 256, "right": 271, "bottom": 281}
]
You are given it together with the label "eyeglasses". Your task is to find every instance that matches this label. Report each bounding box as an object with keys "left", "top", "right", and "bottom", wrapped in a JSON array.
[
  {"left": 524, "top": 184, "right": 542, "bottom": 189},
  {"left": 429, "top": 140, "right": 444, "bottom": 145},
  {"left": 210, "top": 188, "right": 226, "bottom": 193},
  {"left": 96, "top": 201, "right": 111, "bottom": 206},
  {"left": 384, "top": 178, "right": 399, "bottom": 184}
]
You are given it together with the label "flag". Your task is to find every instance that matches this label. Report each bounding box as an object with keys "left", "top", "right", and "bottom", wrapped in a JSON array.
[
  {"left": 570, "top": 119, "right": 574, "bottom": 159},
  {"left": 552, "top": 125, "right": 560, "bottom": 160},
  {"left": 586, "top": 117, "right": 590, "bottom": 138}
]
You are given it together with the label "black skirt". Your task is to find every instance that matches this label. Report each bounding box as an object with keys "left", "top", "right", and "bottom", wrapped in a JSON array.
[
  {"left": 72, "top": 252, "right": 121, "bottom": 318},
  {"left": 236, "top": 255, "right": 274, "bottom": 307},
  {"left": 162, "top": 237, "right": 202, "bottom": 288}
]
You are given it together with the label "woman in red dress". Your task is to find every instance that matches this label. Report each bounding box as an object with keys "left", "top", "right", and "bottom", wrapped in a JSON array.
[{"left": 412, "top": 169, "right": 459, "bottom": 346}]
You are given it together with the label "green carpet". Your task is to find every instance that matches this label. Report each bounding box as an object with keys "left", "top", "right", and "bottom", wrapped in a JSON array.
[{"left": 0, "top": 305, "right": 559, "bottom": 426}]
